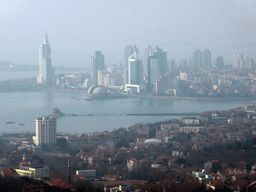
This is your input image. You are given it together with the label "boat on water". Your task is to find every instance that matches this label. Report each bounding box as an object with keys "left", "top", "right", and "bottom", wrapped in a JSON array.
[
  {"left": 18, "top": 123, "right": 25, "bottom": 126},
  {"left": 6, "top": 122, "right": 14, "bottom": 124}
]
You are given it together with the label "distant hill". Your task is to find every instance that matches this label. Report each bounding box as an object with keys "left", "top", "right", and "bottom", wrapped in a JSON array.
[{"left": 0, "top": 61, "right": 38, "bottom": 71}]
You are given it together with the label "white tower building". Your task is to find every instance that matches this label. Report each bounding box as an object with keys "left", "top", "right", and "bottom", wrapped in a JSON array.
[
  {"left": 37, "top": 34, "right": 55, "bottom": 86},
  {"left": 232, "top": 53, "right": 244, "bottom": 69},
  {"left": 34, "top": 116, "right": 57, "bottom": 146}
]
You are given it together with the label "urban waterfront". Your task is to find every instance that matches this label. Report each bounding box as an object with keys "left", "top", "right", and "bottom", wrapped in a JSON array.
[{"left": 0, "top": 90, "right": 254, "bottom": 134}]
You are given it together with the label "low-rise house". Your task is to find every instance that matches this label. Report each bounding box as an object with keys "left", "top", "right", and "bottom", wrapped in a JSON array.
[
  {"left": 127, "top": 158, "right": 141, "bottom": 171},
  {"left": 227, "top": 168, "right": 247, "bottom": 175},
  {"left": 192, "top": 171, "right": 213, "bottom": 183},
  {"left": 104, "top": 184, "right": 130, "bottom": 192},
  {"left": 137, "top": 134, "right": 147, "bottom": 143},
  {"left": 48, "top": 178, "right": 74, "bottom": 190},
  {"left": 206, "top": 180, "right": 225, "bottom": 191},
  {"left": 0, "top": 167, "right": 18, "bottom": 178},
  {"left": 204, "top": 160, "right": 220, "bottom": 173}
]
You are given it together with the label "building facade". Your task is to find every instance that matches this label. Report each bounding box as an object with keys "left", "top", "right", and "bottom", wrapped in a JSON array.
[
  {"left": 124, "top": 45, "right": 138, "bottom": 71},
  {"left": 34, "top": 116, "right": 57, "bottom": 146},
  {"left": 232, "top": 53, "right": 244, "bottom": 69},
  {"left": 37, "top": 34, "right": 55, "bottom": 86},
  {"left": 91, "top": 51, "right": 105, "bottom": 85},
  {"left": 128, "top": 48, "right": 143, "bottom": 85},
  {"left": 147, "top": 46, "right": 168, "bottom": 88}
]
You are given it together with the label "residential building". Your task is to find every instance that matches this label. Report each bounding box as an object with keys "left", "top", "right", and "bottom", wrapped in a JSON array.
[
  {"left": 98, "top": 70, "right": 110, "bottom": 87},
  {"left": 179, "top": 126, "right": 203, "bottom": 133},
  {"left": 37, "top": 33, "right": 55, "bottom": 86},
  {"left": 33, "top": 116, "right": 57, "bottom": 146},
  {"left": 232, "top": 53, "right": 244, "bottom": 69},
  {"left": 180, "top": 117, "right": 200, "bottom": 126},
  {"left": 15, "top": 154, "right": 49, "bottom": 179}
]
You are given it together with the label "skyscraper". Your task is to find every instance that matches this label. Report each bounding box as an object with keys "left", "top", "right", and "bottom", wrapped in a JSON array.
[
  {"left": 143, "top": 46, "right": 154, "bottom": 75},
  {"left": 124, "top": 45, "right": 138, "bottom": 71},
  {"left": 147, "top": 46, "right": 168, "bottom": 85},
  {"left": 244, "top": 57, "right": 256, "bottom": 69},
  {"left": 202, "top": 49, "right": 212, "bottom": 70},
  {"left": 91, "top": 51, "right": 105, "bottom": 85},
  {"left": 37, "top": 34, "right": 55, "bottom": 86},
  {"left": 216, "top": 56, "right": 224, "bottom": 70},
  {"left": 34, "top": 116, "right": 56, "bottom": 146},
  {"left": 128, "top": 48, "right": 142, "bottom": 85},
  {"left": 192, "top": 49, "right": 202, "bottom": 70},
  {"left": 232, "top": 53, "right": 244, "bottom": 69}
]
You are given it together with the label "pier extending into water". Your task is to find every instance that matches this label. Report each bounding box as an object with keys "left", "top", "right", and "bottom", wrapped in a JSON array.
[
  {"left": 53, "top": 112, "right": 200, "bottom": 117},
  {"left": 50, "top": 108, "right": 200, "bottom": 117}
]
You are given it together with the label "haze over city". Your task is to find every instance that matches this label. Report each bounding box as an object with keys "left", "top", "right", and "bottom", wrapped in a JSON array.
[{"left": 1, "top": 0, "right": 256, "bottom": 67}]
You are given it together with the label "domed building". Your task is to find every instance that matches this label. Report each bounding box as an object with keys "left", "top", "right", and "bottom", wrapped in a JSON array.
[
  {"left": 92, "top": 87, "right": 108, "bottom": 95},
  {"left": 88, "top": 85, "right": 100, "bottom": 95},
  {"left": 87, "top": 86, "right": 109, "bottom": 99},
  {"left": 144, "top": 138, "right": 162, "bottom": 144}
]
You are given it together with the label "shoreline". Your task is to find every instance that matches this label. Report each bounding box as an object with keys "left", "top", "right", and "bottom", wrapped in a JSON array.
[
  {"left": 130, "top": 94, "right": 256, "bottom": 101},
  {"left": 0, "top": 88, "right": 256, "bottom": 101}
]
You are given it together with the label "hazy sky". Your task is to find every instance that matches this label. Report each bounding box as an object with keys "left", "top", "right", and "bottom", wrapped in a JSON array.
[{"left": 1, "top": 0, "right": 256, "bottom": 68}]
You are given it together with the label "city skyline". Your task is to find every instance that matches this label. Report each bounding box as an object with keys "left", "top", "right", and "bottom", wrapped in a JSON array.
[{"left": 0, "top": 1, "right": 256, "bottom": 67}]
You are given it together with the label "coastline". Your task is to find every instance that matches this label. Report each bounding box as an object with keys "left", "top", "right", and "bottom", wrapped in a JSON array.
[
  {"left": 0, "top": 88, "right": 256, "bottom": 101},
  {"left": 130, "top": 94, "right": 256, "bottom": 101}
]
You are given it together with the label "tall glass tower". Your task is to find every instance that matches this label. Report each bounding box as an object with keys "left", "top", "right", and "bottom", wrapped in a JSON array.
[
  {"left": 91, "top": 51, "right": 105, "bottom": 85},
  {"left": 128, "top": 47, "right": 142, "bottom": 85},
  {"left": 37, "top": 34, "right": 55, "bottom": 86}
]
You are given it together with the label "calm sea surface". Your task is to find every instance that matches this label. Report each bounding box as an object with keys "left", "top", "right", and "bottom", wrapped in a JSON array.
[
  {"left": 0, "top": 91, "right": 254, "bottom": 134},
  {"left": 0, "top": 71, "right": 254, "bottom": 134}
]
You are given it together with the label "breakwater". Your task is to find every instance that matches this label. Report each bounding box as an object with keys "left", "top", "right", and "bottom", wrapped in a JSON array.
[{"left": 52, "top": 112, "right": 200, "bottom": 117}]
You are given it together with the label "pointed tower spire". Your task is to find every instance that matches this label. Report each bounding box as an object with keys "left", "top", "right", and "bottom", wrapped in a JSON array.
[{"left": 44, "top": 32, "right": 48, "bottom": 44}]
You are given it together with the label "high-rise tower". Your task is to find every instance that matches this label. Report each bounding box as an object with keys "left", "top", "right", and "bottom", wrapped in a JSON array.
[
  {"left": 37, "top": 34, "right": 55, "bottom": 86},
  {"left": 202, "top": 49, "right": 212, "bottom": 70},
  {"left": 128, "top": 47, "right": 142, "bottom": 85},
  {"left": 147, "top": 46, "right": 168, "bottom": 85},
  {"left": 192, "top": 49, "right": 202, "bottom": 70},
  {"left": 232, "top": 53, "right": 244, "bottom": 69},
  {"left": 34, "top": 116, "right": 57, "bottom": 146},
  {"left": 91, "top": 51, "right": 105, "bottom": 85},
  {"left": 124, "top": 45, "right": 138, "bottom": 70}
]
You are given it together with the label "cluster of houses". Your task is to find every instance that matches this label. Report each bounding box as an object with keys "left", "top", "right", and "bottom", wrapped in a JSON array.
[{"left": 2, "top": 105, "right": 256, "bottom": 190}]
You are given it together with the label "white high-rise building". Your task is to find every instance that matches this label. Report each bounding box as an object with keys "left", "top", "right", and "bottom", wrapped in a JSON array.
[
  {"left": 34, "top": 116, "right": 57, "bottom": 146},
  {"left": 232, "top": 53, "right": 244, "bottom": 69},
  {"left": 37, "top": 34, "right": 55, "bottom": 86},
  {"left": 124, "top": 45, "right": 138, "bottom": 71}
]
